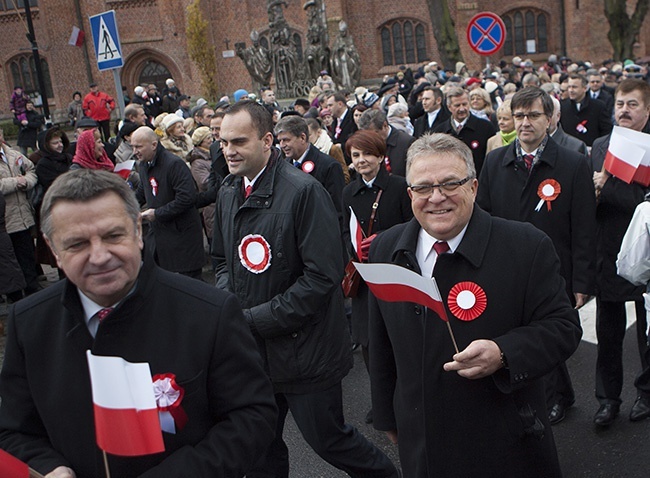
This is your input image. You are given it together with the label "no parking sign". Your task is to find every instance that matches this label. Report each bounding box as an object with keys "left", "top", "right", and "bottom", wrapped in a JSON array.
[{"left": 466, "top": 12, "right": 506, "bottom": 56}]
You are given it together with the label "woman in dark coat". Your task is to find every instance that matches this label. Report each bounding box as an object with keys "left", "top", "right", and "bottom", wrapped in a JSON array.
[
  {"left": 35, "top": 127, "right": 71, "bottom": 269},
  {"left": 16, "top": 101, "right": 44, "bottom": 156},
  {"left": 342, "top": 130, "right": 413, "bottom": 422},
  {"left": 0, "top": 194, "right": 26, "bottom": 302}
]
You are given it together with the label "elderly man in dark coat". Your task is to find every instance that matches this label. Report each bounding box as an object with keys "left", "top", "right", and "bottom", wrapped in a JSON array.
[
  {"left": 478, "top": 87, "right": 596, "bottom": 424},
  {"left": 590, "top": 78, "right": 650, "bottom": 426},
  {"left": 132, "top": 127, "right": 205, "bottom": 279},
  {"left": 368, "top": 133, "right": 581, "bottom": 477}
]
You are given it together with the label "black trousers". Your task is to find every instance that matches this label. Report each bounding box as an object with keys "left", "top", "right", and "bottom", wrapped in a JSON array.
[
  {"left": 9, "top": 229, "right": 39, "bottom": 292},
  {"left": 247, "top": 382, "right": 398, "bottom": 478},
  {"left": 97, "top": 119, "right": 111, "bottom": 142},
  {"left": 595, "top": 298, "right": 650, "bottom": 404}
]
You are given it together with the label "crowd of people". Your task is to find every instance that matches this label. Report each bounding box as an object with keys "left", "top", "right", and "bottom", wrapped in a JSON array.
[{"left": 0, "top": 53, "right": 649, "bottom": 477}]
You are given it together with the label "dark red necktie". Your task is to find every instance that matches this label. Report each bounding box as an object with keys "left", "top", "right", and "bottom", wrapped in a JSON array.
[
  {"left": 523, "top": 154, "right": 534, "bottom": 171},
  {"left": 245, "top": 185, "right": 253, "bottom": 198},
  {"left": 433, "top": 241, "right": 450, "bottom": 255},
  {"left": 97, "top": 307, "right": 113, "bottom": 323}
]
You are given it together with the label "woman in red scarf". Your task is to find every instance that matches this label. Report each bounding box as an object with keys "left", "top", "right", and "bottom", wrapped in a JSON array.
[{"left": 70, "top": 128, "right": 114, "bottom": 171}]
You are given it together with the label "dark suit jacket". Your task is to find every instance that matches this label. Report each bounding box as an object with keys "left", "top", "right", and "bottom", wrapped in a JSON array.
[
  {"left": 590, "top": 134, "right": 647, "bottom": 301},
  {"left": 385, "top": 127, "right": 415, "bottom": 177},
  {"left": 550, "top": 125, "right": 589, "bottom": 157},
  {"left": 413, "top": 108, "right": 450, "bottom": 138},
  {"left": 433, "top": 113, "right": 496, "bottom": 176},
  {"left": 329, "top": 108, "right": 358, "bottom": 162},
  {"left": 0, "top": 258, "right": 277, "bottom": 477},
  {"left": 560, "top": 95, "right": 612, "bottom": 146},
  {"left": 590, "top": 88, "right": 614, "bottom": 116},
  {"left": 135, "top": 144, "right": 205, "bottom": 273},
  {"left": 368, "top": 207, "right": 581, "bottom": 477},
  {"left": 477, "top": 138, "right": 597, "bottom": 298}
]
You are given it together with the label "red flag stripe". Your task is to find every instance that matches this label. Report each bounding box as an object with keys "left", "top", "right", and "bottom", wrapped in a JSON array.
[
  {"left": 93, "top": 405, "right": 164, "bottom": 456},
  {"left": 632, "top": 163, "right": 650, "bottom": 187},
  {"left": 0, "top": 448, "right": 29, "bottom": 478},
  {"left": 604, "top": 150, "right": 637, "bottom": 184},
  {"left": 365, "top": 282, "right": 449, "bottom": 321}
]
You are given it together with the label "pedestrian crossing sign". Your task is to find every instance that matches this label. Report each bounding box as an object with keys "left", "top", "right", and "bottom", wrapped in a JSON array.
[{"left": 89, "top": 10, "right": 123, "bottom": 71}]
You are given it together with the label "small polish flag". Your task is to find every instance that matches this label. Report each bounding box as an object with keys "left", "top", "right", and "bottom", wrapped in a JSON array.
[
  {"left": 86, "top": 351, "right": 165, "bottom": 457},
  {"left": 604, "top": 126, "right": 650, "bottom": 186},
  {"left": 114, "top": 160, "right": 135, "bottom": 180},
  {"left": 354, "top": 262, "right": 449, "bottom": 321},
  {"left": 68, "top": 26, "right": 85, "bottom": 47},
  {"left": 349, "top": 207, "right": 364, "bottom": 261}
]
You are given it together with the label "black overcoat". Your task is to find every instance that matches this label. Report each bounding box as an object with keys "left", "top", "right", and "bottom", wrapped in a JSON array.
[
  {"left": 477, "top": 138, "right": 597, "bottom": 298},
  {"left": 368, "top": 207, "right": 581, "bottom": 477}
]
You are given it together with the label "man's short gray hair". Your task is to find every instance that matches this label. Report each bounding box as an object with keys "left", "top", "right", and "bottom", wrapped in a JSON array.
[
  {"left": 358, "top": 109, "right": 387, "bottom": 131},
  {"left": 274, "top": 115, "right": 309, "bottom": 139},
  {"left": 444, "top": 86, "right": 468, "bottom": 106},
  {"left": 41, "top": 169, "right": 140, "bottom": 240},
  {"left": 406, "top": 133, "right": 476, "bottom": 183}
]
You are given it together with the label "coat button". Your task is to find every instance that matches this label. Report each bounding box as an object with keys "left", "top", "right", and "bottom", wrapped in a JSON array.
[
  {"left": 414, "top": 306, "right": 421, "bottom": 315},
  {"left": 291, "top": 332, "right": 298, "bottom": 338},
  {"left": 277, "top": 252, "right": 283, "bottom": 258}
]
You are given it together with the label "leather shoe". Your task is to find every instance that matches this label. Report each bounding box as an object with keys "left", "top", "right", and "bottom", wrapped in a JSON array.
[
  {"left": 593, "top": 403, "right": 619, "bottom": 426},
  {"left": 629, "top": 396, "right": 650, "bottom": 422},
  {"left": 548, "top": 403, "right": 567, "bottom": 425}
]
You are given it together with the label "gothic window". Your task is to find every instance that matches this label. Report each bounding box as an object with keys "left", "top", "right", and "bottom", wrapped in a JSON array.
[
  {"left": 139, "top": 60, "right": 172, "bottom": 91},
  {"left": 503, "top": 9, "right": 550, "bottom": 55},
  {"left": 380, "top": 19, "right": 428, "bottom": 67},
  {"left": 8, "top": 54, "right": 52, "bottom": 98}
]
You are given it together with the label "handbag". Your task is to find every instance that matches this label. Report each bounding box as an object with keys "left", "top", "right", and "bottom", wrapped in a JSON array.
[{"left": 342, "top": 189, "right": 383, "bottom": 298}]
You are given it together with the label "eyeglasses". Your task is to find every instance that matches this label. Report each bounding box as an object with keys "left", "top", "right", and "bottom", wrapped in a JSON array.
[
  {"left": 408, "top": 176, "right": 473, "bottom": 197},
  {"left": 512, "top": 111, "right": 546, "bottom": 121}
]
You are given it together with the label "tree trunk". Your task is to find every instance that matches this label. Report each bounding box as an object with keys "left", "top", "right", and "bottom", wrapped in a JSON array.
[
  {"left": 426, "top": 0, "right": 463, "bottom": 67},
  {"left": 604, "top": 0, "right": 650, "bottom": 61}
]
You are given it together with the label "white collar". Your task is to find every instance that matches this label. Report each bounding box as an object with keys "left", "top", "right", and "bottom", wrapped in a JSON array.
[
  {"left": 244, "top": 165, "right": 267, "bottom": 188},
  {"left": 293, "top": 146, "right": 310, "bottom": 165}
]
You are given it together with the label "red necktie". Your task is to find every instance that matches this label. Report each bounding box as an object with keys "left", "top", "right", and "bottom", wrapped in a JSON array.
[
  {"left": 433, "top": 241, "right": 450, "bottom": 255},
  {"left": 96, "top": 307, "right": 113, "bottom": 322},
  {"left": 245, "top": 185, "right": 253, "bottom": 198},
  {"left": 523, "top": 154, "right": 534, "bottom": 171}
]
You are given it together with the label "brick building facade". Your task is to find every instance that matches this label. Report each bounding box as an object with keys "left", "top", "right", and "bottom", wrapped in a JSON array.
[{"left": 2, "top": 0, "right": 650, "bottom": 122}]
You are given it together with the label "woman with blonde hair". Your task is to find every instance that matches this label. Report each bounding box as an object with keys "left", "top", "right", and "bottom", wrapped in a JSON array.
[
  {"left": 469, "top": 87, "right": 495, "bottom": 124},
  {"left": 486, "top": 100, "right": 516, "bottom": 153}
]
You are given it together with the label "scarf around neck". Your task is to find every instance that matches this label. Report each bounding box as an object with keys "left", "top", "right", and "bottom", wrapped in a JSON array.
[{"left": 313, "top": 129, "right": 333, "bottom": 154}]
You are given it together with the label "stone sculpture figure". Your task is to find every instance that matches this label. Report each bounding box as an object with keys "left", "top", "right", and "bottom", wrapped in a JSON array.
[
  {"left": 331, "top": 21, "right": 361, "bottom": 91},
  {"left": 236, "top": 30, "right": 273, "bottom": 92},
  {"left": 303, "top": 0, "right": 330, "bottom": 81}
]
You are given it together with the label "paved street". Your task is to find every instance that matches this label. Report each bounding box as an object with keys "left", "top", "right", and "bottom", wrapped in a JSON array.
[{"left": 1, "top": 278, "right": 648, "bottom": 477}]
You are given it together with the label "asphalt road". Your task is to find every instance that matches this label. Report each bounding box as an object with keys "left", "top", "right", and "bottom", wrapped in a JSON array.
[{"left": 1, "top": 276, "right": 648, "bottom": 477}]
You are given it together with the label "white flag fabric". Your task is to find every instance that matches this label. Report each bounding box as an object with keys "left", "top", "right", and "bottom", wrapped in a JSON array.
[
  {"left": 353, "top": 262, "right": 449, "bottom": 321},
  {"left": 604, "top": 126, "right": 650, "bottom": 186},
  {"left": 349, "top": 207, "right": 364, "bottom": 261},
  {"left": 86, "top": 351, "right": 164, "bottom": 456}
]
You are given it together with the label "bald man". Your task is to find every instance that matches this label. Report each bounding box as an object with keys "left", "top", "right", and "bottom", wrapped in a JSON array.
[{"left": 132, "top": 127, "right": 206, "bottom": 279}]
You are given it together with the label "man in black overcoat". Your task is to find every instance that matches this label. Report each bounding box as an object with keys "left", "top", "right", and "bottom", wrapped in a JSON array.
[
  {"left": 590, "top": 78, "right": 650, "bottom": 425},
  {"left": 368, "top": 133, "right": 581, "bottom": 477}
]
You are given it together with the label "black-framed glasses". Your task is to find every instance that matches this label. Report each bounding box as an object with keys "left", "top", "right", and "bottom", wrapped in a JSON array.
[
  {"left": 512, "top": 111, "right": 546, "bottom": 121},
  {"left": 408, "top": 176, "right": 474, "bottom": 196}
]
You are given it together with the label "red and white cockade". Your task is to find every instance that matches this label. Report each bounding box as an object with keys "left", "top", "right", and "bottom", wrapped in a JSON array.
[
  {"left": 152, "top": 373, "right": 188, "bottom": 434},
  {"left": 239, "top": 234, "right": 272, "bottom": 274},
  {"left": 535, "top": 179, "right": 561, "bottom": 212},
  {"left": 447, "top": 281, "right": 487, "bottom": 321}
]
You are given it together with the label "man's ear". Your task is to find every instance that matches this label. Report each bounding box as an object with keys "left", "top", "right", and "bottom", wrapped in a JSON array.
[{"left": 44, "top": 235, "right": 62, "bottom": 268}]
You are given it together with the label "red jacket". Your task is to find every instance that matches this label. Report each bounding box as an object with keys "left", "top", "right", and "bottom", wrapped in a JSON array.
[{"left": 82, "top": 90, "right": 115, "bottom": 121}]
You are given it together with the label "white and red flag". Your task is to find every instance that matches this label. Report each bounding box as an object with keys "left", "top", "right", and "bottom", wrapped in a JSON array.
[
  {"left": 86, "top": 351, "right": 165, "bottom": 457},
  {"left": 603, "top": 126, "right": 650, "bottom": 186},
  {"left": 113, "top": 160, "right": 135, "bottom": 180},
  {"left": 68, "top": 26, "right": 85, "bottom": 47},
  {"left": 353, "top": 262, "right": 449, "bottom": 321},
  {"left": 0, "top": 449, "right": 43, "bottom": 478},
  {"left": 349, "top": 207, "right": 364, "bottom": 261}
]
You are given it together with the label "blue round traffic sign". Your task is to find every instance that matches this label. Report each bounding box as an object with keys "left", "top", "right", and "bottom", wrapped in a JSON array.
[{"left": 466, "top": 12, "right": 506, "bottom": 56}]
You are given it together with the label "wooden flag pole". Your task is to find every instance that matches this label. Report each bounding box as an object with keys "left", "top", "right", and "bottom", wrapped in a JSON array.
[
  {"left": 102, "top": 451, "right": 111, "bottom": 478},
  {"left": 28, "top": 468, "right": 44, "bottom": 478},
  {"left": 445, "top": 320, "right": 460, "bottom": 355}
]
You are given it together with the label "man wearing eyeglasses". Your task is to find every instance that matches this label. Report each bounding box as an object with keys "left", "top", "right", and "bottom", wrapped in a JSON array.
[
  {"left": 477, "top": 87, "right": 596, "bottom": 426},
  {"left": 367, "top": 133, "right": 581, "bottom": 477}
]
